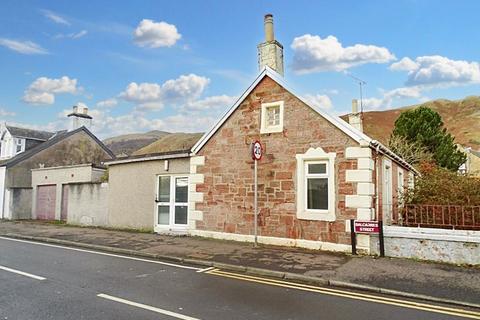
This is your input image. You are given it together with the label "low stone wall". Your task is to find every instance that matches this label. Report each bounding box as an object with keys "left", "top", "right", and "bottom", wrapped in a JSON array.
[
  {"left": 370, "top": 226, "right": 480, "bottom": 265},
  {"left": 67, "top": 182, "right": 108, "bottom": 227}
]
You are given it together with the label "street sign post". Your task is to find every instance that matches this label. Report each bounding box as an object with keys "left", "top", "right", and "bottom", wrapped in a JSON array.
[
  {"left": 350, "top": 220, "right": 385, "bottom": 256},
  {"left": 252, "top": 141, "right": 262, "bottom": 247}
]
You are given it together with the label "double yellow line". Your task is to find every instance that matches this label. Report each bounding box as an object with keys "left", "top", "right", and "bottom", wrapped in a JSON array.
[{"left": 205, "top": 268, "right": 480, "bottom": 319}]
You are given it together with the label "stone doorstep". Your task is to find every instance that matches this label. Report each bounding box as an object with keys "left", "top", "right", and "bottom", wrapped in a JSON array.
[{"left": 1, "top": 233, "right": 478, "bottom": 310}]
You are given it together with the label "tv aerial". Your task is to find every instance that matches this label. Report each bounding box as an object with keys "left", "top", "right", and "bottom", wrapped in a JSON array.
[{"left": 345, "top": 72, "right": 367, "bottom": 114}]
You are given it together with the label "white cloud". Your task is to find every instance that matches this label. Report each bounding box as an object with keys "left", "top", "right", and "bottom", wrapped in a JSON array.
[
  {"left": 96, "top": 98, "right": 117, "bottom": 108},
  {"left": 23, "top": 76, "right": 79, "bottom": 105},
  {"left": 54, "top": 30, "right": 88, "bottom": 40},
  {"left": 161, "top": 74, "right": 210, "bottom": 102},
  {"left": 78, "top": 107, "right": 213, "bottom": 138},
  {"left": 183, "top": 95, "right": 237, "bottom": 112},
  {"left": 362, "top": 97, "right": 384, "bottom": 110},
  {"left": 157, "top": 114, "right": 215, "bottom": 132},
  {"left": 119, "top": 74, "right": 210, "bottom": 110},
  {"left": 72, "top": 30, "right": 88, "bottom": 39},
  {"left": 133, "top": 19, "right": 181, "bottom": 48},
  {"left": 7, "top": 100, "right": 217, "bottom": 138},
  {"left": 0, "top": 38, "right": 48, "bottom": 55},
  {"left": 0, "top": 108, "right": 15, "bottom": 117},
  {"left": 302, "top": 94, "right": 333, "bottom": 109},
  {"left": 120, "top": 82, "right": 162, "bottom": 103},
  {"left": 390, "top": 55, "right": 480, "bottom": 87},
  {"left": 291, "top": 34, "right": 395, "bottom": 73},
  {"left": 389, "top": 57, "right": 418, "bottom": 72},
  {"left": 363, "top": 86, "right": 422, "bottom": 110},
  {"left": 41, "top": 9, "right": 70, "bottom": 25}
]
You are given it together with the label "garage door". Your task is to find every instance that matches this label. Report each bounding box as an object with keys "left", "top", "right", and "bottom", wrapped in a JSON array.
[{"left": 36, "top": 185, "right": 56, "bottom": 220}]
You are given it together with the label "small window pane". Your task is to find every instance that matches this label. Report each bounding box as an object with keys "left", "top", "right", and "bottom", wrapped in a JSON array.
[
  {"left": 307, "top": 178, "right": 328, "bottom": 210},
  {"left": 174, "top": 205, "right": 188, "bottom": 224},
  {"left": 308, "top": 163, "right": 326, "bottom": 174},
  {"left": 158, "top": 176, "right": 170, "bottom": 202},
  {"left": 158, "top": 205, "right": 169, "bottom": 225},
  {"left": 175, "top": 177, "right": 188, "bottom": 203},
  {"left": 267, "top": 106, "right": 280, "bottom": 126}
]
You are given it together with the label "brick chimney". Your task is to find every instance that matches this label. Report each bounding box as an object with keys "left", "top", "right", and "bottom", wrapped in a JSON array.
[
  {"left": 257, "top": 14, "right": 284, "bottom": 76},
  {"left": 348, "top": 99, "right": 363, "bottom": 132}
]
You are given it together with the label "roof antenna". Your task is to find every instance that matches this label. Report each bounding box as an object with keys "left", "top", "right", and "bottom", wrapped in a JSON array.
[{"left": 346, "top": 72, "right": 367, "bottom": 114}]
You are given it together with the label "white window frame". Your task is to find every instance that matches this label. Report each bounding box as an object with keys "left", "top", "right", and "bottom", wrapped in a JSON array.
[
  {"left": 382, "top": 159, "right": 393, "bottom": 223},
  {"left": 397, "top": 168, "right": 404, "bottom": 196},
  {"left": 154, "top": 174, "right": 189, "bottom": 232},
  {"left": 15, "top": 138, "right": 25, "bottom": 154},
  {"left": 260, "top": 101, "right": 284, "bottom": 134},
  {"left": 397, "top": 168, "right": 405, "bottom": 207},
  {"left": 296, "top": 147, "right": 336, "bottom": 221},
  {"left": 408, "top": 172, "right": 415, "bottom": 189}
]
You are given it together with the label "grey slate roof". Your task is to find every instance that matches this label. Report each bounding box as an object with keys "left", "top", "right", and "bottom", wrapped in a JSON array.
[
  {"left": 0, "top": 126, "right": 115, "bottom": 168},
  {"left": 6, "top": 125, "right": 55, "bottom": 141}
]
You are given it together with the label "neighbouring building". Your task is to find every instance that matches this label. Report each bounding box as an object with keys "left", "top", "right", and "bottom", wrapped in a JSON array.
[
  {"left": 31, "top": 164, "right": 107, "bottom": 223},
  {"left": 459, "top": 146, "right": 480, "bottom": 177},
  {"left": 0, "top": 123, "right": 58, "bottom": 160},
  {"left": 105, "top": 133, "right": 203, "bottom": 231},
  {"left": 0, "top": 106, "right": 115, "bottom": 220}
]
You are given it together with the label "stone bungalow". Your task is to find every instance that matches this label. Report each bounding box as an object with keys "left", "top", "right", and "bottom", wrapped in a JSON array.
[
  {"left": 102, "top": 15, "right": 416, "bottom": 253},
  {"left": 186, "top": 15, "right": 417, "bottom": 252}
]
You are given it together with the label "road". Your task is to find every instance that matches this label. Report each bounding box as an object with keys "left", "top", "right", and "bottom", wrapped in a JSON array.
[{"left": 0, "top": 237, "right": 478, "bottom": 320}]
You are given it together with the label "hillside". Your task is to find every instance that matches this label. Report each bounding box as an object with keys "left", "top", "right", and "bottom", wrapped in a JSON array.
[
  {"left": 133, "top": 132, "right": 204, "bottom": 156},
  {"left": 103, "top": 130, "right": 169, "bottom": 156},
  {"left": 358, "top": 96, "right": 480, "bottom": 149}
]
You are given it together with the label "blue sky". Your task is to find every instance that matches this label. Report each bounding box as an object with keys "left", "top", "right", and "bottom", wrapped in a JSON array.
[{"left": 1, "top": 0, "right": 479, "bottom": 138}]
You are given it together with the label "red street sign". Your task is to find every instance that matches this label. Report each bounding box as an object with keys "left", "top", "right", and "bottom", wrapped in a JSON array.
[
  {"left": 252, "top": 141, "right": 262, "bottom": 160},
  {"left": 354, "top": 220, "right": 380, "bottom": 233}
]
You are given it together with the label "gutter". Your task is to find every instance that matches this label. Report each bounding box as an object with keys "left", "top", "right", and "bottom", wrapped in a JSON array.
[
  {"left": 104, "top": 152, "right": 190, "bottom": 166},
  {"left": 369, "top": 140, "right": 420, "bottom": 176}
]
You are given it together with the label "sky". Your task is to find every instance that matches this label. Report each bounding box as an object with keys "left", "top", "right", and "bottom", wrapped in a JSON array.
[{"left": 1, "top": 0, "right": 479, "bottom": 138}]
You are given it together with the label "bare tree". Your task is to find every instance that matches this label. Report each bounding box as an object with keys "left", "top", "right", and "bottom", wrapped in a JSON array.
[{"left": 388, "top": 135, "right": 433, "bottom": 166}]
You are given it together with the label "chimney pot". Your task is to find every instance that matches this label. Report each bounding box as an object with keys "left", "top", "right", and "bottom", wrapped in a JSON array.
[
  {"left": 264, "top": 14, "right": 274, "bottom": 42},
  {"left": 352, "top": 99, "right": 358, "bottom": 114}
]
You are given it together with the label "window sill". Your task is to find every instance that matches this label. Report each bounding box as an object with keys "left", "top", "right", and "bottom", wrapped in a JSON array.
[
  {"left": 297, "top": 210, "right": 336, "bottom": 221},
  {"left": 260, "top": 126, "right": 283, "bottom": 134}
]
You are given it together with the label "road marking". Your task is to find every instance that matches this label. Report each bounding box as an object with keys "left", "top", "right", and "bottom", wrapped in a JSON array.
[
  {"left": 206, "top": 269, "right": 480, "bottom": 319},
  {"left": 97, "top": 293, "right": 201, "bottom": 320},
  {"left": 0, "top": 265, "right": 46, "bottom": 281},
  {"left": 0, "top": 236, "right": 201, "bottom": 271},
  {"left": 196, "top": 266, "right": 215, "bottom": 273}
]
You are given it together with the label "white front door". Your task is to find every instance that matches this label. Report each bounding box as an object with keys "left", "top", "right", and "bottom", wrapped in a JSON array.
[{"left": 155, "top": 175, "right": 189, "bottom": 231}]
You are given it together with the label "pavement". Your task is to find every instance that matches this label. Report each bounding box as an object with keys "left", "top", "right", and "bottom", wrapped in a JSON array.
[
  {"left": 1, "top": 236, "right": 478, "bottom": 320},
  {"left": 0, "top": 220, "right": 479, "bottom": 309}
]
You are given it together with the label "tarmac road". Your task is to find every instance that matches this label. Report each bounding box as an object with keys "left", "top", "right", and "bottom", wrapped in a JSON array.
[{"left": 0, "top": 237, "right": 478, "bottom": 320}]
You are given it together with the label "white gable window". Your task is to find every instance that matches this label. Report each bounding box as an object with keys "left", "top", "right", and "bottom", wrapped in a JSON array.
[
  {"left": 296, "top": 147, "right": 336, "bottom": 221},
  {"left": 15, "top": 138, "right": 25, "bottom": 154},
  {"left": 260, "top": 101, "right": 284, "bottom": 134}
]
